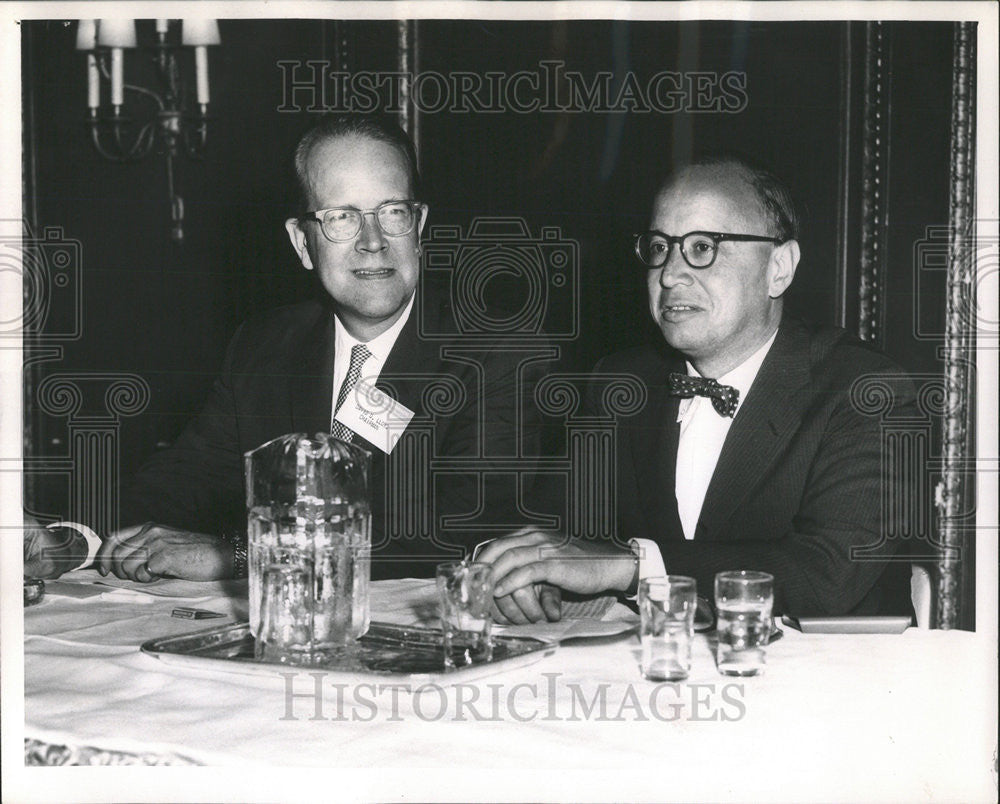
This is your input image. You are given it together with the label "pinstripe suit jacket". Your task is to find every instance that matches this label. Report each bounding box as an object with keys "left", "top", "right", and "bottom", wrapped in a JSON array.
[{"left": 594, "top": 317, "right": 915, "bottom": 617}]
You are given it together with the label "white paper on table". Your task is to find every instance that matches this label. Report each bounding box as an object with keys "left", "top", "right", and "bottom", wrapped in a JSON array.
[
  {"left": 495, "top": 602, "right": 638, "bottom": 643},
  {"left": 371, "top": 580, "right": 638, "bottom": 643},
  {"left": 54, "top": 569, "right": 247, "bottom": 601},
  {"left": 39, "top": 580, "right": 106, "bottom": 599}
]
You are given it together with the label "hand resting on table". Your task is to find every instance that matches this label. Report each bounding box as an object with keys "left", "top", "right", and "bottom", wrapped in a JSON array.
[
  {"left": 96, "top": 523, "right": 233, "bottom": 582},
  {"left": 477, "top": 527, "right": 637, "bottom": 625}
]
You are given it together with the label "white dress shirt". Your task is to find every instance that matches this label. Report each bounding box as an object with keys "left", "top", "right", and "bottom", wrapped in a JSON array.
[
  {"left": 631, "top": 328, "right": 779, "bottom": 586},
  {"left": 330, "top": 293, "right": 415, "bottom": 429},
  {"left": 675, "top": 328, "right": 778, "bottom": 539}
]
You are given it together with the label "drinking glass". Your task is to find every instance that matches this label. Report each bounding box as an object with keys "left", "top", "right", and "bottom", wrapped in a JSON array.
[
  {"left": 437, "top": 561, "right": 494, "bottom": 668},
  {"left": 714, "top": 570, "right": 774, "bottom": 676},
  {"left": 639, "top": 576, "right": 697, "bottom": 681}
]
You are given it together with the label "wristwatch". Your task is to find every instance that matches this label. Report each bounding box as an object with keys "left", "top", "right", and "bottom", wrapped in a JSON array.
[{"left": 220, "top": 530, "right": 248, "bottom": 578}]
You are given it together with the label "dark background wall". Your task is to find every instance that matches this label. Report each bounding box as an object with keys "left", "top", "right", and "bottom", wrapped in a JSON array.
[{"left": 22, "top": 19, "right": 954, "bottom": 519}]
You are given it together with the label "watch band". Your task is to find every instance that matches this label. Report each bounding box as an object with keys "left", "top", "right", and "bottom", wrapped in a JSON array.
[
  {"left": 220, "top": 529, "right": 248, "bottom": 578},
  {"left": 625, "top": 538, "right": 668, "bottom": 601}
]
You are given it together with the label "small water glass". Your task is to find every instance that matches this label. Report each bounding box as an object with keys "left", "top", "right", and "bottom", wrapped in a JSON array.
[
  {"left": 437, "top": 561, "right": 494, "bottom": 668},
  {"left": 714, "top": 570, "right": 774, "bottom": 676},
  {"left": 639, "top": 575, "right": 697, "bottom": 681}
]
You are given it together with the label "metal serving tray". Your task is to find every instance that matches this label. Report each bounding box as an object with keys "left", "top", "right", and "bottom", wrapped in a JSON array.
[{"left": 141, "top": 621, "right": 557, "bottom": 686}]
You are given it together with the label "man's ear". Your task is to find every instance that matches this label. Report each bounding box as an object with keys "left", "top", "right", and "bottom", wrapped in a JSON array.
[
  {"left": 768, "top": 239, "right": 800, "bottom": 299},
  {"left": 416, "top": 203, "right": 429, "bottom": 240},
  {"left": 285, "top": 218, "right": 314, "bottom": 271}
]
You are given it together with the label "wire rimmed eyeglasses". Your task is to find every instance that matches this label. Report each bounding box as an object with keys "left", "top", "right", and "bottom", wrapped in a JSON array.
[
  {"left": 634, "top": 230, "right": 784, "bottom": 269},
  {"left": 300, "top": 200, "right": 425, "bottom": 242}
]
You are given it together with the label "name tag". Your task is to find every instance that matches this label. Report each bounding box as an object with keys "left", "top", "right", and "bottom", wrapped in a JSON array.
[{"left": 333, "top": 378, "right": 415, "bottom": 454}]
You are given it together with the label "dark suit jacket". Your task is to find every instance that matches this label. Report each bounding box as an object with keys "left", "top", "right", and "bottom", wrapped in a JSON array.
[
  {"left": 593, "top": 318, "right": 915, "bottom": 617},
  {"left": 120, "top": 293, "right": 546, "bottom": 579}
]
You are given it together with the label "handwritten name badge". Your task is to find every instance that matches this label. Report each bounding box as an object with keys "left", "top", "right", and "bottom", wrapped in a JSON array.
[{"left": 333, "top": 378, "right": 415, "bottom": 454}]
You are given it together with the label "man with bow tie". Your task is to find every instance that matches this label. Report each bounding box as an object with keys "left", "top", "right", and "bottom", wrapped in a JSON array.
[{"left": 480, "top": 155, "right": 915, "bottom": 623}]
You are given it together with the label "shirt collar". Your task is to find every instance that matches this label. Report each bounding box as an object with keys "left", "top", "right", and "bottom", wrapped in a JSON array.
[{"left": 334, "top": 292, "right": 415, "bottom": 365}]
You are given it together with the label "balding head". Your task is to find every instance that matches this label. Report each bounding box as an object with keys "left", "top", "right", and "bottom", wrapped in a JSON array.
[
  {"left": 644, "top": 155, "right": 801, "bottom": 378},
  {"left": 293, "top": 115, "right": 421, "bottom": 212},
  {"left": 656, "top": 156, "right": 799, "bottom": 243}
]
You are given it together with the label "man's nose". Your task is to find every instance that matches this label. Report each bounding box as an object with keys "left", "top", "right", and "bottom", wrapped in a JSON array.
[
  {"left": 354, "top": 212, "right": 388, "bottom": 252},
  {"left": 657, "top": 247, "right": 693, "bottom": 287}
]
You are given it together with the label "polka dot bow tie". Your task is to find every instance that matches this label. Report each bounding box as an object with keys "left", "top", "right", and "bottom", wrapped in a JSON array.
[{"left": 667, "top": 372, "right": 740, "bottom": 417}]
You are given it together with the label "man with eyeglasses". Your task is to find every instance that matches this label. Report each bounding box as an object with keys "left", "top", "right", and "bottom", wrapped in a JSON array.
[
  {"left": 479, "top": 155, "right": 915, "bottom": 623},
  {"left": 76, "top": 115, "right": 543, "bottom": 583}
]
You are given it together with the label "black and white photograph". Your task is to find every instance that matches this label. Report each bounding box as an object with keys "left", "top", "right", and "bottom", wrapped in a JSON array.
[{"left": 1, "top": 1, "right": 997, "bottom": 801}]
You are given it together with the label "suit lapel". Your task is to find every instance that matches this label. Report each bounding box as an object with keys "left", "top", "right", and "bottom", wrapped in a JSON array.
[
  {"left": 696, "top": 320, "right": 813, "bottom": 539},
  {"left": 289, "top": 308, "right": 336, "bottom": 435},
  {"left": 377, "top": 295, "right": 436, "bottom": 419},
  {"left": 350, "top": 292, "right": 447, "bottom": 456}
]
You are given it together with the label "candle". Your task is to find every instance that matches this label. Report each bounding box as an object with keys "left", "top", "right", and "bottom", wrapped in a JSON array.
[
  {"left": 110, "top": 48, "right": 123, "bottom": 107},
  {"left": 87, "top": 53, "right": 100, "bottom": 109},
  {"left": 194, "top": 46, "right": 210, "bottom": 105},
  {"left": 75, "top": 19, "right": 97, "bottom": 50}
]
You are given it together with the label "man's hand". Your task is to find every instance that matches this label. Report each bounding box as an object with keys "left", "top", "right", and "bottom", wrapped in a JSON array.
[
  {"left": 476, "top": 528, "right": 637, "bottom": 624},
  {"left": 23, "top": 516, "right": 90, "bottom": 580},
  {"left": 96, "top": 523, "right": 233, "bottom": 582}
]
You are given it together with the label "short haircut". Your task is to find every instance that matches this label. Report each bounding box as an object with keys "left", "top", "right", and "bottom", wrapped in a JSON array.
[
  {"left": 293, "top": 114, "right": 421, "bottom": 211},
  {"left": 663, "top": 153, "right": 800, "bottom": 242}
]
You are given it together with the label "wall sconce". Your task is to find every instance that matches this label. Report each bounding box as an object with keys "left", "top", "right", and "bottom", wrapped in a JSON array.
[{"left": 76, "top": 19, "right": 221, "bottom": 243}]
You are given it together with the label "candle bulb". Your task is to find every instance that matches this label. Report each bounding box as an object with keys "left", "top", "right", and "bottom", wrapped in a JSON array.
[
  {"left": 97, "top": 19, "right": 137, "bottom": 48},
  {"left": 110, "top": 47, "right": 123, "bottom": 107},
  {"left": 194, "top": 46, "right": 210, "bottom": 105},
  {"left": 87, "top": 53, "right": 100, "bottom": 109},
  {"left": 75, "top": 19, "right": 98, "bottom": 50},
  {"left": 181, "top": 19, "right": 220, "bottom": 46}
]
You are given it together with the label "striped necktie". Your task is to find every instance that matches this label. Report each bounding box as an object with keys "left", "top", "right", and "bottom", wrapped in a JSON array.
[{"left": 331, "top": 344, "right": 372, "bottom": 442}]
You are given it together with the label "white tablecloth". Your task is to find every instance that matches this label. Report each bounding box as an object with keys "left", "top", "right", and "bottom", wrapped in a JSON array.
[{"left": 18, "top": 571, "right": 999, "bottom": 802}]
